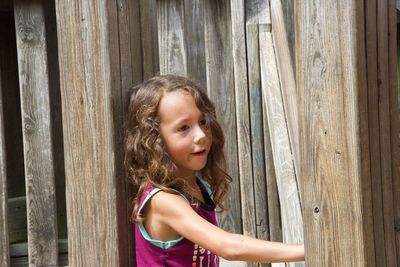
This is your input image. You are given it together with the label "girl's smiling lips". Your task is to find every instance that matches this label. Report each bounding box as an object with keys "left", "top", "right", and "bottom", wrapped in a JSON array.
[{"left": 192, "top": 149, "right": 207, "bottom": 155}]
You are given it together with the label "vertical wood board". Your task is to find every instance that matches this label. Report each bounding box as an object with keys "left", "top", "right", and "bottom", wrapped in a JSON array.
[
  {"left": 55, "top": 0, "right": 120, "bottom": 265},
  {"left": 0, "top": 36, "right": 10, "bottom": 267},
  {"left": 204, "top": 0, "right": 242, "bottom": 234},
  {"left": 13, "top": 1, "right": 58, "bottom": 265},
  {"left": 157, "top": 0, "right": 187, "bottom": 75},
  {"left": 297, "top": 0, "right": 371, "bottom": 265},
  {"left": 230, "top": 1, "right": 256, "bottom": 256},
  {"left": 260, "top": 32, "right": 303, "bottom": 248}
]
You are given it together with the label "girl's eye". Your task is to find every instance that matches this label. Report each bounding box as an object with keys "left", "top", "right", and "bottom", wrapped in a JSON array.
[
  {"left": 178, "top": 125, "right": 189, "bottom": 132},
  {"left": 199, "top": 118, "right": 207, "bottom": 126}
]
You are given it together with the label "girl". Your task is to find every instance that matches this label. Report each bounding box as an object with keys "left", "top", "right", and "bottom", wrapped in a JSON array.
[{"left": 124, "top": 75, "right": 304, "bottom": 266}]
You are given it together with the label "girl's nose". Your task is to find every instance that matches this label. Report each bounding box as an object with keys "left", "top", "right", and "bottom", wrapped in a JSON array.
[{"left": 194, "top": 126, "right": 206, "bottom": 144}]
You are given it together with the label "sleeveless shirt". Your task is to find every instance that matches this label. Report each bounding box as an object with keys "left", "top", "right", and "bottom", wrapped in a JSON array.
[{"left": 135, "top": 176, "right": 220, "bottom": 267}]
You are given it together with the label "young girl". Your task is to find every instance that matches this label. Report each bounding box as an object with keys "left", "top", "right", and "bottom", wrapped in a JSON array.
[{"left": 124, "top": 75, "right": 304, "bottom": 266}]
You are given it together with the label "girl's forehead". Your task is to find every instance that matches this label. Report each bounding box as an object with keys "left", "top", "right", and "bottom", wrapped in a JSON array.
[{"left": 158, "top": 90, "right": 201, "bottom": 120}]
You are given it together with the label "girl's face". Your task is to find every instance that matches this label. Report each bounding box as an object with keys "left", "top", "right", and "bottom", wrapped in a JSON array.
[{"left": 158, "top": 90, "right": 212, "bottom": 179}]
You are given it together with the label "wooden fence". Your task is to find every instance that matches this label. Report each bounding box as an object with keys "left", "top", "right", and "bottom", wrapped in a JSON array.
[{"left": 0, "top": 0, "right": 399, "bottom": 266}]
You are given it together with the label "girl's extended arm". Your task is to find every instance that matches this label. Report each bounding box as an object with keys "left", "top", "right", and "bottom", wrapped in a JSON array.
[{"left": 151, "top": 191, "right": 304, "bottom": 263}]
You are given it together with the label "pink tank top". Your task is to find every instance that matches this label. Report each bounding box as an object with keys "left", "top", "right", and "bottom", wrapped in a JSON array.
[{"left": 135, "top": 176, "right": 220, "bottom": 267}]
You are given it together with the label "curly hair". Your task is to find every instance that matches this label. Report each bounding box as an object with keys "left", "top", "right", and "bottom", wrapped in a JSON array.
[{"left": 124, "top": 75, "right": 231, "bottom": 222}]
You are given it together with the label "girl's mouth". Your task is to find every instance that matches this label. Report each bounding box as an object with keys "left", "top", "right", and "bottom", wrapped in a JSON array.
[{"left": 192, "top": 149, "right": 206, "bottom": 155}]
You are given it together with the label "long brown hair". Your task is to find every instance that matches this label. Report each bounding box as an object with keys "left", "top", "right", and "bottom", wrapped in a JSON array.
[{"left": 124, "top": 75, "right": 231, "bottom": 222}]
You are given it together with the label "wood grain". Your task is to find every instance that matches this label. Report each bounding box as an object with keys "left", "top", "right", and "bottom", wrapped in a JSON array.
[
  {"left": 297, "top": 0, "right": 374, "bottom": 265},
  {"left": 231, "top": 2, "right": 256, "bottom": 260},
  {"left": 157, "top": 0, "right": 187, "bottom": 75},
  {"left": 0, "top": 31, "right": 10, "bottom": 266},
  {"left": 204, "top": 0, "right": 242, "bottom": 234},
  {"left": 184, "top": 0, "right": 207, "bottom": 88},
  {"left": 140, "top": 0, "right": 159, "bottom": 79},
  {"left": 245, "top": 3, "right": 270, "bottom": 267},
  {"left": 260, "top": 31, "right": 303, "bottom": 248},
  {"left": 270, "top": 0, "right": 300, "bottom": 190},
  {"left": 55, "top": 0, "right": 120, "bottom": 266},
  {"left": 116, "top": 0, "right": 143, "bottom": 265},
  {"left": 13, "top": 1, "right": 58, "bottom": 265}
]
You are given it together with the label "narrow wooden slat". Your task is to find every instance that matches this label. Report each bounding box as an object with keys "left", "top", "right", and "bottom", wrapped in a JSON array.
[
  {"left": 279, "top": 0, "right": 295, "bottom": 70},
  {"left": 204, "top": 0, "right": 242, "bottom": 234},
  {"left": 297, "top": 0, "right": 374, "bottom": 265},
  {"left": 0, "top": 38, "right": 10, "bottom": 267},
  {"left": 245, "top": 0, "right": 270, "bottom": 252},
  {"left": 388, "top": 0, "right": 400, "bottom": 263},
  {"left": 13, "top": 1, "right": 58, "bottom": 265},
  {"left": 230, "top": 3, "right": 256, "bottom": 260},
  {"left": 395, "top": 14, "right": 400, "bottom": 264},
  {"left": 116, "top": 0, "right": 143, "bottom": 265},
  {"left": 0, "top": 12, "right": 25, "bottom": 199},
  {"left": 377, "top": 0, "right": 397, "bottom": 265},
  {"left": 157, "top": 0, "right": 187, "bottom": 75},
  {"left": 43, "top": 0, "right": 68, "bottom": 242},
  {"left": 55, "top": 0, "right": 121, "bottom": 265},
  {"left": 364, "top": 1, "right": 386, "bottom": 265},
  {"left": 184, "top": 0, "right": 206, "bottom": 88},
  {"left": 260, "top": 31, "right": 303, "bottom": 248},
  {"left": 270, "top": 0, "right": 300, "bottom": 185},
  {"left": 140, "top": 0, "right": 159, "bottom": 79}
]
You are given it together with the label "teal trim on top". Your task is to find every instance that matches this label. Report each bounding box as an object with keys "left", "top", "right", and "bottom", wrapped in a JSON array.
[
  {"left": 137, "top": 187, "right": 189, "bottom": 249},
  {"left": 139, "top": 223, "right": 184, "bottom": 249},
  {"left": 196, "top": 172, "right": 214, "bottom": 200}
]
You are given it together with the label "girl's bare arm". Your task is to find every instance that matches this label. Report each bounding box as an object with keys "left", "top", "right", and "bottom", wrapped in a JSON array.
[{"left": 150, "top": 191, "right": 304, "bottom": 263}]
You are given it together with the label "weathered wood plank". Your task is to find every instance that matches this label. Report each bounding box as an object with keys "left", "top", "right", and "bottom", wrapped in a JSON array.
[
  {"left": 0, "top": 33, "right": 10, "bottom": 266},
  {"left": 55, "top": 0, "right": 121, "bottom": 265},
  {"left": 204, "top": 0, "right": 242, "bottom": 234},
  {"left": 245, "top": 0, "right": 270, "bottom": 260},
  {"left": 157, "top": 0, "right": 187, "bottom": 75},
  {"left": 13, "top": 1, "right": 58, "bottom": 265},
  {"left": 0, "top": 12, "right": 25, "bottom": 199},
  {"left": 260, "top": 31, "right": 303, "bottom": 248},
  {"left": 43, "top": 0, "right": 68, "bottom": 242},
  {"left": 116, "top": 0, "right": 143, "bottom": 265},
  {"left": 270, "top": 0, "right": 300, "bottom": 186},
  {"left": 184, "top": 0, "right": 206, "bottom": 89},
  {"left": 377, "top": 0, "right": 398, "bottom": 265},
  {"left": 140, "top": 0, "right": 159, "bottom": 79},
  {"left": 231, "top": 2, "right": 256, "bottom": 260},
  {"left": 364, "top": 1, "right": 385, "bottom": 265},
  {"left": 279, "top": 0, "right": 295, "bottom": 70},
  {"left": 395, "top": 16, "right": 400, "bottom": 264},
  {"left": 296, "top": 0, "right": 377, "bottom": 265}
]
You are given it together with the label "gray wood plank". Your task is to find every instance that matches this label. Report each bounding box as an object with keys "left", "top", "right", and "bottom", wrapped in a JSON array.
[
  {"left": 140, "top": 0, "right": 159, "bottom": 79},
  {"left": 13, "top": 1, "right": 58, "bottom": 265},
  {"left": 296, "top": 0, "right": 378, "bottom": 265},
  {"left": 204, "top": 0, "right": 242, "bottom": 234},
  {"left": 270, "top": 0, "right": 300, "bottom": 188},
  {"left": 184, "top": 0, "right": 207, "bottom": 88},
  {"left": 157, "top": 0, "right": 187, "bottom": 75},
  {"left": 245, "top": 1, "right": 271, "bottom": 253},
  {"left": 55, "top": 0, "right": 121, "bottom": 266},
  {"left": 116, "top": 0, "right": 143, "bottom": 265},
  {"left": 376, "top": 0, "right": 398, "bottom": 265},
  {"left": 230, "top": 3, "right": 256, "bottom": 260},
  {"left": 259, "top": 31, "right": 303, "bottom": 248},
  {"left": 0, "top": 37, "right": 10, "bottom": 267}
]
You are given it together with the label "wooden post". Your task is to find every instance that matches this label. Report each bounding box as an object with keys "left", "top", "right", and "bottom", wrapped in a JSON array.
[
  {"left": 157, "top": 0, "right": 187, "bottom": 75},
  {"left": 13, "top": 1, "right": 58, "bottom": 265},
  {"left": 245, "top": 0, "right": 271, "bottom": 249},
  {"left": 204, "top": 0, "right": 242, "bottom": 235},
  {"left": 297, "top": 0, "right": 399, "bottom": 265},
  {"left": 55, "top": 0, "right": 121, "bottom": 266},
  {"left": 0, "top": 49, "right": 10, "bottom": 267}
]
